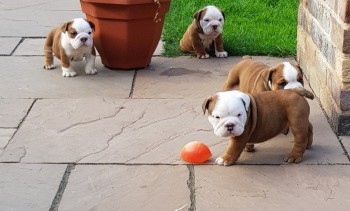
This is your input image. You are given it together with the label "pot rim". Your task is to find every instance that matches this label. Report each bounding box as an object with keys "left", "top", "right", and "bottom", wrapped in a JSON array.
[{"left": 80, "top": 0, "right": 171, "bottom": 5}]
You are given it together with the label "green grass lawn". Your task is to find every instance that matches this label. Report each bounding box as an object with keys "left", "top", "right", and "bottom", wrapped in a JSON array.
[{"left": 162, "top": 0, "right": 299, "bottom": 57}]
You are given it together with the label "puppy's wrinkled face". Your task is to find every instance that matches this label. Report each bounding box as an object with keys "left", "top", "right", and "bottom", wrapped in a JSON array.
[
  {"left": 63, "top": 18, "right": 94, "bottom": 49},
  {"left": 203, "top": 91, "right": 250, "bottom": 137},
  {"left": 198, "top": 6, "right": 224, "bottom": 35},
  {"left": 269, "top": 62, "right": 304, "bottom": 90}
]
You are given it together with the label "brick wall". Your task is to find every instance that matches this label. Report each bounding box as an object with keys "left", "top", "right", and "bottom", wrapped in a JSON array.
[{"left": 297, "top": 0, "right": 350, "bottom": 135}]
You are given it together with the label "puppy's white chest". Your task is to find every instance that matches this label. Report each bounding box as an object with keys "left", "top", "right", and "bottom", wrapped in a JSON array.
[
  {"left": 199, "top": 34, "right": 217, "bottom": 49},
  {"left": 65, "top": 45, "right": 91, "bottom": 61}
]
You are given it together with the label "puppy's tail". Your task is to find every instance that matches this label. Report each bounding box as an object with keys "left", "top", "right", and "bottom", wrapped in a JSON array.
[
  {"left": 241, "top": 55, "right": 252, "bottom": 60},
  {"left": 295, "top": 88, "right": 314, "bottom": 100}
]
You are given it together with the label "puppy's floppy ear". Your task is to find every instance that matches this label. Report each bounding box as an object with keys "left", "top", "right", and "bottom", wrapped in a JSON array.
[
  {"left": 268, "top": 67, "right": 277, "bottom": 83},
  {"left": 202, "top": 96, "right": 212, "bottom": 114},
  {"left": 238, "top": 93, "right": 250, "bottom": 113},
  {"left": 61, "top": 21, "right": 73, "bottom": 33},
  {"left": 295, "top": 64, "right": 304, "bottom": 85},
  {"left": 86, "top": 19, "right": 95, "bottom": 31},
  {"left": 220, "top": 9, "right": 225, "bottom": 20},
  {"left": 194, "top": 8, "right": 204, "bottom": 29},
  {"left": 193, "top": 9, "right": 203, "bottom": 21}
]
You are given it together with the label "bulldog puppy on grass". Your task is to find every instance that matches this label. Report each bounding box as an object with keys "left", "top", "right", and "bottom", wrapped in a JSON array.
[{"left": 180, "top": 5, "right": 228, "bottom": 59}]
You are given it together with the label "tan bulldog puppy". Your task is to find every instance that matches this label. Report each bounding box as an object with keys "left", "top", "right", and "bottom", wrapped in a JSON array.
[
  {"left": 44, "top": 18, "right": 97, "bottom": 77},
  {"left": 180, "top": 5, "right": 228, "bottom": 59},
  {"left": 202, "top": 89, "right": 314, "bottom": 166},
  {"left": 223, "top": 56, "right": 304, "bottom": 92}
]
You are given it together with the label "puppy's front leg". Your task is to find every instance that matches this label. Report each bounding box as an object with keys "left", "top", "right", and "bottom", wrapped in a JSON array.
[
  {"left": 216, "top": 137, "right": 246, "bottom": 166},
  {"left": 84, "top": 49, "right": 97, "bottom": 75},
  {"left": 60, "top": 49, "right": 77, "bottom": 77},
  {"left": 192, "top": 33, "right": 209, "bottom": 59},
  {"left": 214, "top": 34, "right": 228, "bottom": 58}
]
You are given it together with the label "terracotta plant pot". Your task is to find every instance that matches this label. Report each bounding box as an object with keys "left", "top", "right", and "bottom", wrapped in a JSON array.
[{"left": 80, "top": 0, "right": 171, "bottom": 70}]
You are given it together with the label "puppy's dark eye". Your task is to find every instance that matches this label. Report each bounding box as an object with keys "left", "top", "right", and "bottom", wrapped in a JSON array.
[
  {"left": 214, "top": 116, "right": 220, "bottom": 119},
  {"left": 237, "top": 113, "right": 241, "bottom": 117},
  {"left": 219, "top": 18, "right": 222, "bottom": 21},
  {"left": 88, "top": 31, "right": 92, "bottom": 35},
  {"left": 204, "top": 19, "right": 209, "bottom": 22},
  {"left": 279, "top": 81, "right": 287, "bottom": 87},
  {"left": 71, "top": 32, "right": 77, "bottom": 36}
]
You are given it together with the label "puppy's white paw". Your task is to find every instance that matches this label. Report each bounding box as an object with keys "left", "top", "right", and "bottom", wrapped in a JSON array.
[
  {"left": 85, "top": 68, "right": 97, "bottom": 75},
  {"left": 44, "top": 64, "right": 55, "bottom": 70},
  {"left": 199, "top": 54, "right": 210, "bottom": 59},
  {"left": 215, "top": 51, "right": 228, "bottom": 58},
  {"left": 62, "top": 70, "right": 77, "bottom": 77},
  {"left": 215, "top": 157, "right": 226, "bottom": 166}
]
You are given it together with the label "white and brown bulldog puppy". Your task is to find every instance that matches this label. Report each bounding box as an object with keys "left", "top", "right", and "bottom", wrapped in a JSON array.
[
  {"left": 202, "top": 89, "right": 314, "bottom": 166},
  {"left": 180, "top": 5, "right": 228, "bottom": 59},
  {"left": 223, "top": 56, "right": 305, "bottom": 151},
  {"left": 43, "top": 18, "right": 97, "bottom": 77},
  {"left": 223, "top": 56, "right": 304, "bottom": 92}
]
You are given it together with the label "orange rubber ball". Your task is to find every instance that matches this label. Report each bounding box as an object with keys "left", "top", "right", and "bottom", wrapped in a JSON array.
[{"left": 181, "top": 141, "right": 212, "bottom": 163}]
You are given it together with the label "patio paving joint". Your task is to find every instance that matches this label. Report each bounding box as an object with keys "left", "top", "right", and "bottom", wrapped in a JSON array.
[
  {"left": 187, "top": 165, "right": 196, "bottom": 211},
  {"left": 338, "top": 137, "right": 350, "bottom": 162},
  {"left": 9, "top": 37, "right": 24, "bottom": 56},
  {"left": 49, "top": 164, "right": 75, "bottom": 211},
  {"left": 2, "top": 99, "right": 37, "bottom": 151},
  {"left": 129, "top": 70, "right": 138, "bottom": 98}
]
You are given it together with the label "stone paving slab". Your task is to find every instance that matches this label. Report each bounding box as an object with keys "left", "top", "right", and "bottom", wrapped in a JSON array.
[
  {"left": 195, "top": 165, "right": 350, "bottom": 210},
  {"left": 134, "top": 56, "right": 296, "bottom": 99},
  {"left": 0, "top": 97, "right": 346, "bottom": 165},
  {"left": 0, "top": 98, "right": 216, "bottom": 163},
  {"left": 0, "top": 128, "right": 16, "bottom": 148},
  {"left": 0, "top": 37, "right": 21, "bottom": 55},
  {"left": 0, "top": 99, "right": 34, "bottom": 127},
  {"left": 0, "top": 0, "right": 83, "bottom": 37},
  {"left": 13, "top": 38, "right": 44, "bottom": 56},
  {"left": 0, "top": 163, "right": 66, "bottom": 211},
  {"left": 0, "top": 57, "right": 134, "bottom": 99},
  {"left": 59, "top": 165, "right": 190, "bottom": 210}
]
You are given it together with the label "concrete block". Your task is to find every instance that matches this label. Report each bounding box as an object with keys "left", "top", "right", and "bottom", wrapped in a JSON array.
[
  {"left": 310, "top": 21, "right": 336, "bottom": 69},
  {"left": 325, "top": 0, "right": 350, "bottom": 23},
  {"left": 308, "top": 0, "right": 331, "bottom": 33}
]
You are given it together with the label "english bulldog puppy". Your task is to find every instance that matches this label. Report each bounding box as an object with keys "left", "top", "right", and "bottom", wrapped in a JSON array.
[
  {"left": 43, "top": 18, "right": 97, "bottom": 77},
  {"left": 180, "top": 5, "right": 228, "bottom": 59},
  {"left": 223, "top": 56, "right": 304, "bottom": 92},
  {"left": 223, "top": 56, "right": 305, "bottom": 151},
  {"left": 202, "top": 89, "right": 314, "bottom": 166}
]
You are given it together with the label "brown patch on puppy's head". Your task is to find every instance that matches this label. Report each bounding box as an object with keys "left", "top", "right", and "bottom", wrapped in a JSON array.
[
  {"left": 61, "top": 21, "right": 77, "bottom": 39},
  {"left": 202, "top": 94, "right": 218, "bottom": 115},
  {"left": 268, "top": 62, "right": 304, "bottom": 90},
  {"left": 194, "top": 7, "right": 207, "bottom": 31},
  {"left": 268, "top": 64, "right": 286, "bottom": 90}
]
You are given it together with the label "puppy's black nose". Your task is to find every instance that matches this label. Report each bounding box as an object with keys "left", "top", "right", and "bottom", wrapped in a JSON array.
[
  {"left": 212, "top": 25, "right": 218, "bottom": 30},
  {"left": 226, "top": 124, "right": 235, "bottom": 132},
  {"left": 80, "top": 37, "right": 88, "bottom": 43}
]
